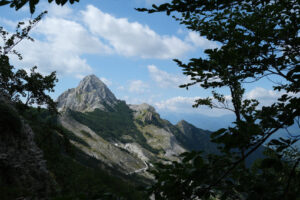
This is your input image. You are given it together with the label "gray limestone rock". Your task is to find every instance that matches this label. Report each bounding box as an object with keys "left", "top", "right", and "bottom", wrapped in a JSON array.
[
  {"left": 129, "top": 103, "right": 157, "bottom": 123},
  {"left": 57, "top": 75, "right": 118, "bottom": 112}
]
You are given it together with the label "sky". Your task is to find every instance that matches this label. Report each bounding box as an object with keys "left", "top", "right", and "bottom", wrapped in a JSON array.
[{"left": 0, "top": 0, "right": 290, "bottom": 120}]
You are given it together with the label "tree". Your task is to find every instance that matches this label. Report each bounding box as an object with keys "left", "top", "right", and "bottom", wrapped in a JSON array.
[
  {"left": 0, "top": 0, "right": 80, "bottom": 14},
  {"left": 0, "top": 11, "right": 58, "bottom": 113},
  {"left": 138, "top": 1, "right": 300, "bottom": 199}
]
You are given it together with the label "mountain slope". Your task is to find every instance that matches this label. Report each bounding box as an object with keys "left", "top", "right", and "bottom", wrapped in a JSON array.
[
  {"left": 22, "top": 107, "right": 147, "bottom": 199},
  {"left": 175, "top": 120, "right": 218, "bottom": 153},
  {"left": 56, "top": 74, "right": 265, "bottom": 178},
  {"left": 56, "top": 76, "right": 201, "bottom": 176}
]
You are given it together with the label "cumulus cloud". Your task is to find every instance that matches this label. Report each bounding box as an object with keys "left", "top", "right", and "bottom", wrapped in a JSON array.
[
  {"left": 153, "top": 87, "right": 300, "bottom": 117},
  {"left": 148, "top": 65, "right": 189, "bottom": 88},
  {"left": 3, "top": 4, "right": 219, "bottom": 79},
  {"left": 245, "top": 87, "right": 299, "bottom": 106},
  {"left": 246, "top": 87, "right": 280, "bottom": 100},
  {"left": 81, "top": 5, "right": 192, "bottom": 59},
  {"left": 10, "top": 15, "right": 111, "bottom": 78},
  {"left": 128, "top": 80, "right": 149, "bottom": 93},
  {"left": 47, "top": 4, "right": 73, "bottom": 18},
  {"left": 154, "top": 96, "right": 232, "bottom": 117},
  {"left": 185, "top": 31, "right": 219, "bottom": 49}
]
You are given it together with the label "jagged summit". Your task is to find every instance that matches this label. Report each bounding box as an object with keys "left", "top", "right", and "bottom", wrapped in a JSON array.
[
  {"left": 79, "top": 74, "right": 106, "bottom": 91},
  {"left": 57, "top": 74, "right": 118, "bottom": 112}
]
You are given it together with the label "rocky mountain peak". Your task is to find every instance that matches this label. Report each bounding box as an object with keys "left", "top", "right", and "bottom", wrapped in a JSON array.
[
  {"left": 77, "top": 74, "right": 106, "bottom": 92},
  {"left": 57, "top": 74, "right": 118, "bottom": 112}
]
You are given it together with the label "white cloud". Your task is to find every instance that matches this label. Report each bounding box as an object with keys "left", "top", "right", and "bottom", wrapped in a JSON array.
[
  {"left": 245, "top": 87, "right": 299, "bottom": 106},
  {"left": 81, "top": 5, "right": 192, "bottom": 59},
  {"left": 35, "top": 17, "right": 111, "bottom": 55},
  {"left": 9, "top": 16, "right": 111, "bottom": 78},
  {"left": 154, "top": 88, "right": 300, "bottom": 117},
  {"left": 47, "top": 4, "right": 73, "bottom": 18},
  {"left": 148, "top": 65, "right": 189, "bottom": 88},
  {"left": 2, "top": 4, "right": 219, "bottom": 79},
  {"left": 185, "top": 31, "right": 219, "bottom": 49},
  {"left": 154, "top": 96, "right": 231, "bottom": 117},
  {"left": 129, "top": 80, "right": 149, "bottom": 93}
]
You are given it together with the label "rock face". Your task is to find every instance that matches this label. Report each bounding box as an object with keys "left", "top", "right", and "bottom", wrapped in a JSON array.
[
  {"left": 57, "top": 75, "right": 118, "bottom": 112},
  {"left": 130, "top": 103, "right": 186, "bottom": 160},
  {"left": 0, "top": 100, "right": 55, "bottom": 199},
  {"left": 129, "top": 103, "right": 158, "bottom": 123}
]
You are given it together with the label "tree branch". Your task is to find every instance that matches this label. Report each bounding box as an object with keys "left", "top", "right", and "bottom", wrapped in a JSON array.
[{"left": 201, "top": 110, "right": 299, "bottom": 197}]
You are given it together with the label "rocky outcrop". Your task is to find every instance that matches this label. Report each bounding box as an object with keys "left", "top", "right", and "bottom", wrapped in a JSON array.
[
  {"left": 0, "top": 101, "right": 55, "bottom": 199},
  {"left": 130, "top": 103, "right": 186, "bottom": 161},
  {"left": 57, "top": 75, "right": 118, "bottom": 112}
]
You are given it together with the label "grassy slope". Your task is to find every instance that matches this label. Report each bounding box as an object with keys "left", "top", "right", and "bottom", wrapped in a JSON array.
[
  {"left": 68, "top": 101, "right": 158, "bottom": 154},
  {"left": 22, "top": 108, "right": 147, "bottom": 200}
]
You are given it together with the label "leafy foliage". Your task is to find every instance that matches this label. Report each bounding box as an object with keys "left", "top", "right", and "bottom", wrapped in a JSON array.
[
  {"left": 0, "top": 0, "right": 80, "bottom": 14},
  {"left": 0, "top": 12, "right": 58, "bottom": 113},
  {"left": 0, "top": 11, "right": 47, "bottom": 57},
  {"left": 138, "top": 0, "right": 300, "bottom": 199}
]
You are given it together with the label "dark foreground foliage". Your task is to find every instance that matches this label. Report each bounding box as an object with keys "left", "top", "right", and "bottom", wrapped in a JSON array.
[{"left": 139, "top": 0, "right": 300, "bottom": 199}]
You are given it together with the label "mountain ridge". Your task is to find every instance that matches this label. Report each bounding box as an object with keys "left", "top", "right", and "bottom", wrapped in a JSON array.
[
  {"left": 56, "top": 74, "right": 264, "bottom": 178},
  {"left": 56, "top": 74, "right": 217, "bottom": 177}
]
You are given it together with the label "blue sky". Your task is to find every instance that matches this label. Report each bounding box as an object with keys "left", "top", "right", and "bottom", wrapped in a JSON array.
[{"left": 0, "top": 0, "right": 290, "bottom": 119}]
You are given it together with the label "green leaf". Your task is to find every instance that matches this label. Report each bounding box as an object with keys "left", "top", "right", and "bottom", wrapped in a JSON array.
[{"left": 0, "top": 0, "right": 10, "bottom": 6}]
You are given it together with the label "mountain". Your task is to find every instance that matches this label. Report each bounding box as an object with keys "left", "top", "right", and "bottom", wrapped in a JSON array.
[
  {"left": 56, "top": 75, "right": 224, "bottom": 178},
  {"left": 56, "top": 75, "right": 265, "bottom": 177},
  {"left": 57, "top": 74, "right": 118, "bottom": 112},
  {"left": 175, "top": 120, "right": 218, "bottom": 153},
  {"left": 160, "top": 111, "right": 235, "bottom": 131},
  {"left": 0, "top": 74, "right": 266, "bottom": 199}
]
